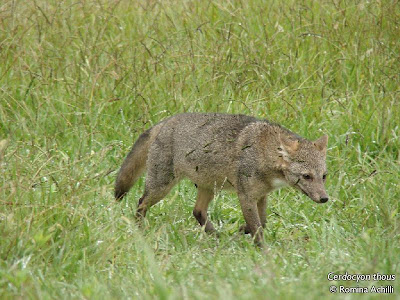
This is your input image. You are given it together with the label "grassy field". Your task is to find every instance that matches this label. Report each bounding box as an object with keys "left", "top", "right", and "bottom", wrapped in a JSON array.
[{"left": 1, "top": 0, "right": 400, "bottom": 298}]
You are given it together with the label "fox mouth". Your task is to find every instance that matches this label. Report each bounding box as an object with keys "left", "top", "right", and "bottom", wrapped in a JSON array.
[
  {"left": 294, "top": 179, "right": 313, "bottom": 200},
  {"left": 293, "top": 179, "right": 327, "bottom": 203},
  {"left": 297, "top": 184, "right": 310, "bottom": 198},
  {"left": 294, "top": 179, "right": 308, "bottom": 195},
  {"left": 294, "top": 181, "right": 327, "bottom": 203}
]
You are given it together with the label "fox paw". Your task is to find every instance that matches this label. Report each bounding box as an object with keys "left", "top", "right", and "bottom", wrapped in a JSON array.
[{"left": 239, "top": 224, "right": 251, "bottom": 234}]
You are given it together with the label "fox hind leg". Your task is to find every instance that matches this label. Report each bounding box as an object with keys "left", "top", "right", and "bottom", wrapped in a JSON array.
[
  {"left": 136, "top": 180, "right": 177, "bottom": 219},
  {"left": 193, "top": 187, "right": 216, "bottom": 233},
  {"left": 136, "top": 142, "right": 177, "bottom": 220}
]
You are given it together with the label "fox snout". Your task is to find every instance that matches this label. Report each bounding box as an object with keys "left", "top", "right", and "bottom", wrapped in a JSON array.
[
  {"left": 308, "top": 189, "right": 329, "bottom": 204},
  {"left": 294, "top": 181, "right": 329, "bottom": 204},
  {"left": 320, "top": 196, "right": 329, "bottom": 203}
]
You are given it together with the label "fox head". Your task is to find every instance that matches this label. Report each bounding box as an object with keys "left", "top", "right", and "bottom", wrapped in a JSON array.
[{"left": 278, "top": 134, "right": 329, "bottom": 203}]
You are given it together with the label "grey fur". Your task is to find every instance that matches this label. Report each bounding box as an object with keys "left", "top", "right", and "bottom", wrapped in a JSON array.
[{"left": 115, "top": 113, "right": 329, "bottom": 246}]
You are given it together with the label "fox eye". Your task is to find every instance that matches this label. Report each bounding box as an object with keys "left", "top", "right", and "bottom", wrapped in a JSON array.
[
  {"left": 302, "top": 174, "right": 312, "bottom": 180},
  {"left": 323, "top": 174, "right": 327, "bottom": 180}
]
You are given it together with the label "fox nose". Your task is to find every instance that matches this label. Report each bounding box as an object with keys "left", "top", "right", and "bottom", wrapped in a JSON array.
[{"left": 320, "top": 197, "right": 329, "bottom": 203}]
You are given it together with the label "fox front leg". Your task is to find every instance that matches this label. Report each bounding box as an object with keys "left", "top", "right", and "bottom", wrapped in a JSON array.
[
  {"left": 239, "top": 196, "right": 267, "bottom": 234},
  {"left": 238, "top": 193, "right": 264, "bottom": 247}
]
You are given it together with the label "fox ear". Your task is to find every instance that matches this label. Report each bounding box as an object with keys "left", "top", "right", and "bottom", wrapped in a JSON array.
[
  {"left": 278, "top": 135, "right": 299, "bottom": 162},
  {"left": 314, "top": 135, "right": 328, "bottom": 154}
]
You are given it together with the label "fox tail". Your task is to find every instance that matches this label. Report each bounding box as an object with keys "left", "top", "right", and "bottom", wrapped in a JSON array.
[{"left": 114, "top": 128, "right": 152, "bottom": 200}]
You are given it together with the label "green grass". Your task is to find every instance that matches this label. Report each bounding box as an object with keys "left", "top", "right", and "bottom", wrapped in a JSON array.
[{"left": 1, "top": 0, "right": 399, "bottom": 298}]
